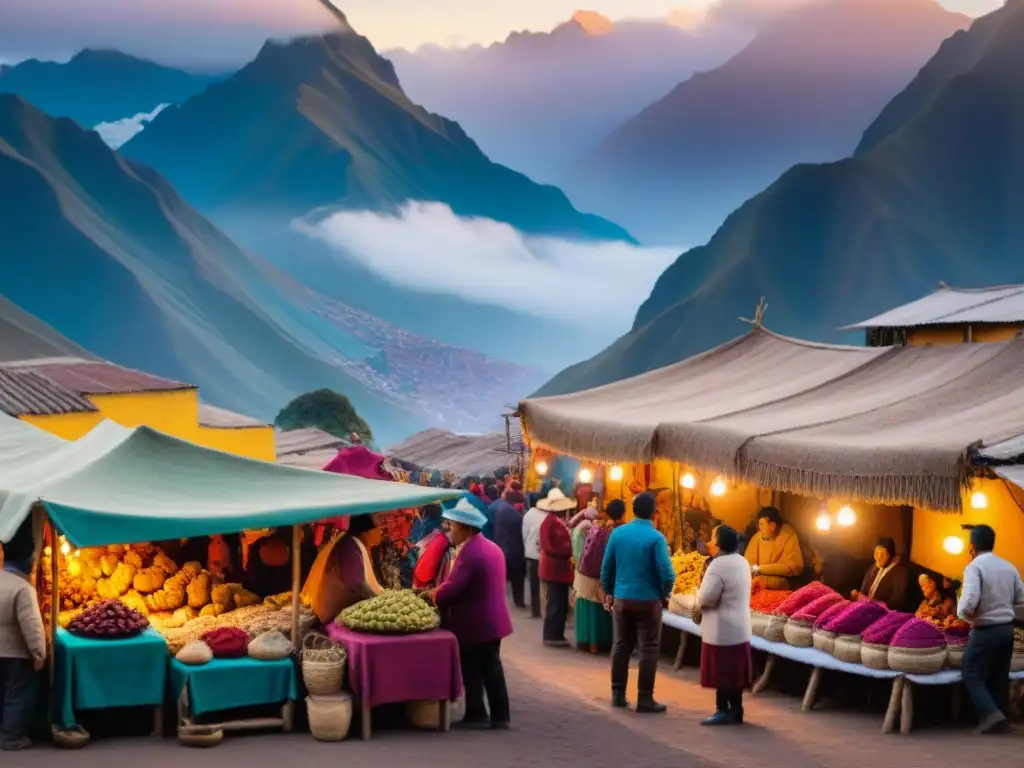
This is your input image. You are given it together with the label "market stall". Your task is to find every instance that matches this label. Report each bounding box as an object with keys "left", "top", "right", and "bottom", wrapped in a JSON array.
[{"left": 0, "top": 414, "right": 462, "bottom": 745}]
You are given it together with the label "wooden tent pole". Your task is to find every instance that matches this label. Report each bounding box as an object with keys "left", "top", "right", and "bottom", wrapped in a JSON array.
[
  {"left": 49, "top": 517, "right": 59, "bottom": 687},
  {"left": 290, "top": 524, "right": 301, "bottom": 646}
]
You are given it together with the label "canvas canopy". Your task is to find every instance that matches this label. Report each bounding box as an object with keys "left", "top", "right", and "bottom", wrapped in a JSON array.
[
  {"left": 388, "top": 427, "right": 522, "bottom": 479},
  {"left": 519, "top": 328, "right": 1024, "bottom": 512},
  {"left": 0, "top": 415, "right": 461, "bottom": 547},
  {"left": 994, "top": 466, "right": 1024, "bottom": 492}
]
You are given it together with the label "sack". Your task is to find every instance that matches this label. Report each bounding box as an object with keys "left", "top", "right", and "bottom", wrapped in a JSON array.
[
  {"left": 176, "top": 641, "right": 213, "bottom": 666},
  {"left": 249, "top": 630, "right": 294, "bottom": 660},
  {"left": 578, "top": 526, "right": 612, "bottom": 579},
  {"left": 201, "top": 627, "right": 250, "bottom": 658}
]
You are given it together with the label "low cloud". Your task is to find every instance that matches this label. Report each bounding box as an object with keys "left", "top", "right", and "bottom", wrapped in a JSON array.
[
  {"left": 296, "top": 202, "right": 680, "bottom": 334},
  {"left": 94, "top": 104, "right": 169, "bottom": 149}
]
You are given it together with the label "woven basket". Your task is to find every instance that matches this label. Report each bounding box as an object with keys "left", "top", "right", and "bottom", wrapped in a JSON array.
[
  {"left": 407, "top": 696, "right": 466, "bottom": 729},
  {"left": 784, "top": 619, "right": 814, "bottom": 648},
  {"left": 1012, "top": 651, "right": 1024, "bottom": 672},
  {"left": 301, "top": 632, "right": 346, "bottom": 696},
  {"left": 889, "top": 645, "right": 946, "bottom": 675},
  {"left": 178, "top": 725, "right": 224, "bottom": 748},
  {"left": 764, "top": 614, "right": 788, "bottom": 643},
  {"left": 51, "top": 725, "right": 90, "bottom": 750},
  {"left": 833, "top": 634, "right": 862, "bottom": 664},
  {"left": 812, "top": 628, "right": 836, "bottom": 655},
  {"left": 307, "top": 694, "right": 353, "bottom": 741},
  {"left": 861, "top": 642, "right": 890, "bottom": 670},
  {"left": 750, "top": 611, "right": 770, "bottom": 638},
  {"left": 946, "top": 643, "right": 965, "bottom": 668}
]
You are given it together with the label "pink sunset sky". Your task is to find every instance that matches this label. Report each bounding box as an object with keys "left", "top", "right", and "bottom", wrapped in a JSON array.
[{"left": 0, "top": 0, "right": 1005, "bottom": 68}]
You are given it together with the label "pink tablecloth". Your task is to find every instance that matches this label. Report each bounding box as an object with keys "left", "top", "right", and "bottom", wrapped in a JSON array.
[{"left": 327, "top": 623, "right": 463, "bottom": 708}]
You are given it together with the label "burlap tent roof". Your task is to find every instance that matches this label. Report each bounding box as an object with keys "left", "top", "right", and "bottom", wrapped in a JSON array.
[
  {"left": 519, "top": 328, "right": 1024, "bottom": 512},
  {"left": 388, "top": 427, "right": 522, "bottom": 479}
]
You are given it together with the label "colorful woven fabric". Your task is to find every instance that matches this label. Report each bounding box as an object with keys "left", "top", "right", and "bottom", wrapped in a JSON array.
[
  {"left": 791, "top": 592, "right": 845, "bottom": 623},
  {"left": 890, "top": 617, "right": 947, "bottom": 649},
  {"left": 812, "top": 599, "right": 851, "bottom": 629},
  {"left": 821, "top": 600, "right": 889, "bottom": 636},
  {"left": 861, "top": 612, "right": 914, "bottom": 645}
]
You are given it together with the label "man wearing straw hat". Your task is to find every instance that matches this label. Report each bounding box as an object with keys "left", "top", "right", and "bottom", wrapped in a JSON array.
[
  {"left": 425, "top": 498, "right": 513, "bottom": 730},
  {"left": 537, "top": 487, "right": 577, "bottom": 647}
]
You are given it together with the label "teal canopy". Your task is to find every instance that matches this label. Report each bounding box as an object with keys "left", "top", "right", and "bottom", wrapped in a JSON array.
[{"left": 0, "top": 415, "right": 462, "bottom": 547}]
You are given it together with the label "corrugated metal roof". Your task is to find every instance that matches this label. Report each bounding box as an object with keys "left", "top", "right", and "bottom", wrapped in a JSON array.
[
  {"left": 844, "top": 285, "right": 1024, "bottom": 329},
  {"left": 198, "top": 403, "right": 268, "bottom": 428},
  {"left": 388, "top": 427, "right": 522, "bottom": 478},
  {"left": 274, "top": 427, "right": 350, "bottom": 456},
  {"left": 17, "top": 360, "right": 194, "bottom": 395},
  {"left": 0, "top": 368, "right": 97, "bottom": 417},
  {"left": 276, "top": 449, "right": 341, "bottom": 470}
]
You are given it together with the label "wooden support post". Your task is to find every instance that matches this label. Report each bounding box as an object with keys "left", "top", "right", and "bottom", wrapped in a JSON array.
[
  {"left": 900, "top": 680, "right": 914, "bottom": 734},
  {"left": 882, "top": 677, "right": 903, "bottom": 734},
  {"left": 151, "top": 705, "right": 163, "bottom": 738},
  {"left": 752, "top": 655, "right": 775, "bottom": 695},
  {"left": 49, "top": 519, "right": 59, "bottom": 689},
  {"left": 282, "top": 701, "right": 294, "bottom": 733},
  {"left": 801, "top": 667, "right": 823, "bottom": 712},
  {"left": 439, "top": 699, "right": 450, "bottom": 732},
  {"left": 291, "top": 525, "right": 301, "bottom": 647},
  {"left": 361, "top": 699, "right": 372, "bottom": 741},
  {"left": 673, "top": 631, "right": 689, "bottom": 671}
]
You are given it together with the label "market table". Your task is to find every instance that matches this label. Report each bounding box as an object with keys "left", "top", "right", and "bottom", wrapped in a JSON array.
[
  {"left": 662, "top": 611, "right": 1024, "bottom": 734},
  {"left": 54, "top": 626, "right": 167, "bottom": 732},
  {"left": 327, "top": 622, "right": 463, "bottom": 740},
  {"left": 169, "top": 656, "right": 299, "bottom": 734}
]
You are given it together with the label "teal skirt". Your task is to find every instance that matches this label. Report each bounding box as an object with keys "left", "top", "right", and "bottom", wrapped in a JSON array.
[{"left": 574, "top": 597, "right": 613, "bottom": 653}]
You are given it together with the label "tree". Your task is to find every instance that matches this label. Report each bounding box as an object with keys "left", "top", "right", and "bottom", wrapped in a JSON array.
[{"left": 275, "top": 389, "right": 374, "bottom": 443}]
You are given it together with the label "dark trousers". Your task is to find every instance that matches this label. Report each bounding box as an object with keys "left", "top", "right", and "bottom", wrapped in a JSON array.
[
  {"left": 716, "top": 689, "right": 743, "bottom": 718},
  {"left": 0, "top": 658, "right": 38, "bottom": 745},
  {"left": 611, "top": 599, "right": 662, "bottom": 700},
  {"left": 460, "top": 640, "right": 510, "bottom": 725},
  {"left": 543, "top": 581, "right": 570, "bottom": 642},
  {"left": 527, "top": 558, "right": 541, "bottom": 617},
  {"left": 506, "top": 555, "right": 526, "bottom": 607},
  {"left": 962, "top": 622, "right": 1014, "bottom": 720}
]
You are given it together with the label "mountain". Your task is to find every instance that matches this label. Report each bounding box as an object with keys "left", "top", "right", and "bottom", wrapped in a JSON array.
[
  {"left": 561, "top": 0, "right": 970, "bottom": 246},
  {"left": 536, "top": 0, "right": 1024, "bottom": 397},
  {"left": 0, "top": 95, "right": 541, "bottom": 442},
  {"left": 121, "top": 28, "right": 629, "bottom": 243},
  {"left": 0, "top": 49, "right": 219, "bottom": 129},
  {"left": 384, "top": 11, "right": 753, "bottom": 182}
]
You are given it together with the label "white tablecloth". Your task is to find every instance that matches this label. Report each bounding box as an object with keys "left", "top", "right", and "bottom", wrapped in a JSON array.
[{"left": 661, "top": 611, "right": 1024, "bottom": 685}]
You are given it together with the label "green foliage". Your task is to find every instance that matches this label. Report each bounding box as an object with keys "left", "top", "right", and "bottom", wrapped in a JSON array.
[{"left": 275, "top": 389, "right": 373, "bottom": 442}]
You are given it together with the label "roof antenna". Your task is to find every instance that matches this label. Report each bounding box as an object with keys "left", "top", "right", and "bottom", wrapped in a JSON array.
[
  {"left": 739, "top": 296, "right": 768, "bottom": 328},
  {"left": 938, "top": 280, "right": 949, "bottom": 289}
]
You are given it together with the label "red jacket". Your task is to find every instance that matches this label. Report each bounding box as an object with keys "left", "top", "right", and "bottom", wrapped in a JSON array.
[{"left": 539, "top": 514, "right": 574, "bottom": 584}]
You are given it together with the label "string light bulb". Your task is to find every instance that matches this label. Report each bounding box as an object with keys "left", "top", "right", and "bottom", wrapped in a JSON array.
[
  {"left": 943, "top": 536, "right": 965, "bottom": 555},
  {"left": 837, "top": 505, "right": 856, "bottom": 527},
  {"left": 680, "top": 472, "right": 696, "bottom": 489},
  {"left": 578, "top": 468, "right": 593, "bottom": 484},
  {"left": 60, "top": 538, "right": 71, "bottom": 556},
  {"left": 534, "top": 461, "right": 548, "bottom": 477},
  {"left": 710, "top": 477, "right": 727, "bottom": 496},
  {"left": 970, "top": 490, "right": 988, "bottom": 510},
  {"left": 815, "top": 512, "right": 832, "bottom": 532},
  {"left": 609, "top": 465, "right": 624, "bottom": 482}
]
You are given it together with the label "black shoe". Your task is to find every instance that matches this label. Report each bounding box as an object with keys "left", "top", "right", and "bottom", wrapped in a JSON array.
[
  {"left": 490, "top": 721, "right": 511, "bottom": 730},
  {"left": 611, "top": 691, "right": 630, "bottom": 709},
  {"left": 455, "top": 719, "right": 492, "bottom": 731},
  {"left": 977, "top": 713, "right": 1009, "bottom": 734},
  {"left": 543, "top": 639, "right": 570, "bottom": 648},
  {"left": 731, "top": 709, "right": 744, "bottom": 725},
  {"left": 635, "top": 700, "right": 668, "bottom": 714},
  {"left": 0, "top": 738, "right": 32, "bottom": 751},
  {"left": 700, "top": 711, "right": 732, "bottom": 726}
]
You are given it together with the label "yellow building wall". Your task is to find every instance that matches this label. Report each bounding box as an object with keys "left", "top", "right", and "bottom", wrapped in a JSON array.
[
  {"left": 972, "top": 325, "right": 1021, "bottom": 343},
  {"left": 907, "top": 324, "right": 1021, "bottom": 346},
  {"left": 912, "top": 478, "right": 1024, "bottom": 580},
  {"left": 196, "top": 425, "right": 276, "bottom": 461},
  {"left": 19, "top": 411, "right": 104, "bottom": 440}
]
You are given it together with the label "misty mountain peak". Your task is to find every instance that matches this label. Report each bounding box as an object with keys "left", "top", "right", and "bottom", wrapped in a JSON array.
[{"left": 569, "top": 10, "right": 614, "bottom": 36}]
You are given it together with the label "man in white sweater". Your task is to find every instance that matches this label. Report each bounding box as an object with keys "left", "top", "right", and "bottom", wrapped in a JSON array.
[
  {"left": 0, "top": 549, "right": 47, "bottom": 750},
  {"left": 957, "top": 524, "right": 1024, "bottom": 734},
  {"left": 522, "top": 498, "right": 546, "bottom": 618}
]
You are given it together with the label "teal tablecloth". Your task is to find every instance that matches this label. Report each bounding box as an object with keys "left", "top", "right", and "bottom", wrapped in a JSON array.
[
  {"left": 169, "top": 657, "right": 299, "bottom": 717},
  {"left": 54, "top": 627, "right": 168, "bottom": 728}
]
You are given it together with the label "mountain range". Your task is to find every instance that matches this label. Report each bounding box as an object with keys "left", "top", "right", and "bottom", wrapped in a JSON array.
[
  {"left": 0, "top": 94, "right": 543, "bottom": 443},
  {"left": 561, "top": 0, "right": 970, "bottom": 246},
  {"left": 537, "top": 0, "right": 1024, "bottom": 397}
]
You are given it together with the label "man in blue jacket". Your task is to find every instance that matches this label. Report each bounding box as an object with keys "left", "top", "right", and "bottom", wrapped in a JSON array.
[{"left": 601, "top": 492, "right": 674, "bottom": 714}]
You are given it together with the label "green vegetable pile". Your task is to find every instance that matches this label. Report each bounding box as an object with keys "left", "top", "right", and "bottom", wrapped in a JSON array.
[{"left": 338, "top": 590, "right": 440, "bottom": 634}]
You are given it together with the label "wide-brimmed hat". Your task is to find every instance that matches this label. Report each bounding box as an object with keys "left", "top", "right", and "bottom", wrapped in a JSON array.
[
  {"left": 537, "top": 487, "right": 577, "bottom": 512},
  {"left": 442, "top": 497, "right": 489, "bottom": 529}
]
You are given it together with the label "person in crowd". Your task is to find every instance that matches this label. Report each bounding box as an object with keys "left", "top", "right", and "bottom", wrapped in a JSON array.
[
  {"left": 744, "top": 506, "right": 804, "bottom": 590},
  {"left": 574, "top": 499, "right": 626, "bottom": 654},
  {"left": 413, "top": 520, "right": 455, "bottom": 592},
  {"left": 0, "top": 543, "right": 46, "bottom": 751},
  {"left": 243, "top": 527, "right": 294, "bottom": 597},
  {"left": 698, "top": 525, "right": 753, "bottom": 726},
  {"left": 503, "top": 480, "right": 526, "bottom": 511},
  {"left": 425, "top": 499, "right": 513, "bottom": 730},
  {"left": 538, "top": 488, "right": 576, "bottom": 646},
  {"left": 916, "top": 571, "right": 956, "bottom": 622},
  {"left": 602, "top": 492, "right": 675, "bottom": 713},
  {"left": 492, "top": 493, "right": 526, "bottom": 608},
  {"left": 957, "top": 524, "right": 1024, "bottom": 734},
  {"left": 522, "top": 494, "right": 547, "bottom": 618},
  {"left": 851, "top": 538, "right": 909, "bottom": 610}
]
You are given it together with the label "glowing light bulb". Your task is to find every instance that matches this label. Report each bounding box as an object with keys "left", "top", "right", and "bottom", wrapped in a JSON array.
[
  {"left": 970, "top": 491, "right": 988, "bottom": 510},
  {"left": 60, "top": 540, "right": 71, "bottom": 556},
  {"left": 535, "top": 461, "right": 548, "bottom": 476},
  {"left": 609, "top": 465, "right": 624, "bottom": 482},
  {"left": 578, "top": 468, "right": 593, "bottom": 484},
  {"left": 710, "top": 477, "right": 726, "bottom": 496},
  {"left": 815, "top": 512, "right": 832, "bottom": 532},
  {"left": 837, "top": 505, "right": 856, "bottom": 527},
  {"left": 943, "top": 536, "right": 965, "bottom": 555},
  {"left": 681, "top": 472, "right": 696, "bottom": 489}
]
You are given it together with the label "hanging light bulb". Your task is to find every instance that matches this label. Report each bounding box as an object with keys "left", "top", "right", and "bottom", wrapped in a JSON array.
[
  {"left": 970, "top": 490, "right": 988, "bottom": 510},
  {"left": 837, "top": 505, "right": 856, "bottom": 527},
  {"left": 710, "top": 477, "right": 727, "bottom": 496},
  {"left": 943, "top": 536, "right": 965, "bottom": 555},
  {"left": 815, "top": 512, "right": 832, "bottom": 532},
  {"left": 578, "top": 468, "right": 593, "bottom": 484},
  {"left": 609, "top": 465, "right": 624, "bottom": 482},
  {"left": 60, "top": 537, "right": 71, "bottom": 556},
  {"left": 680, "top": 472, "right": 696, "bottom": 489},
  {"left": 535, "top": 460, "right": 548, "bottom": 476}
]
